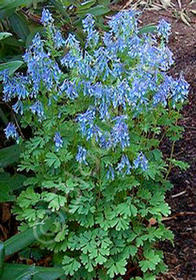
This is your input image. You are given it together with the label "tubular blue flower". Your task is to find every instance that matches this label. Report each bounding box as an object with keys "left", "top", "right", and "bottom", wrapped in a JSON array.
[
  {"left": 109, "top": 10, "right": 138, "bottom": 40},
  {"left": 171, "top": 73, "right": 189, "bottom": 104},
  {"left": 82, "top": 14, "right": 95, "bottom": 33},
  {"left": 2, "top": 74, "right": 29, "bottom": 102},
  {"left": 159, "top": 46, "right": 174, "bottom": 71},
  {"left": 65, "top": 33, "right": 80, "bottom": 50},
  {"left": 53, "top": 132, "right": 63, "bottom": 151},
  {"left": 4, "top": 123, "right": 18, "bottom": 140},
  {"left": 106, "top": 165, "right": 115, "bottom": 180},
  {"left": 13, "top": 100, "right": 23, "bottom": 115},
  {"left": 111, "top": 116, "right": 130, "bottom": 150},
  {"left": 40, "top": 8, "right": 54, "bottom": 25},
  {"left": 99, "top": 132, "right": 112, "bottom": 149},
  {"left": 116, "top": 154, "right": 132, "bottom": 176},
  {"left": 153, "top": 74, "right": 174, "bottom": 106},
  {"left": 53, "top": 30, "right": 65, "bottom": 49},
  {"left": 111, "top": 81, "right": 130, "bottom": 109},
  {"left": 24, "top": 33, "right": 62, "bottom": 91},
  {"left": 76, "top": 146, "right": 87, "bottom": 164},
  {"left": 59, "top": 80, "right": 78, "bottom": 99},
  {"left": 86, "top": 29, "right": 99, "bottom": 48},
  {"left": 157, "top": 19, "right": 171, "bottom": 42},
  {"left": 30, "top": 101, "right": 45, "bottom": 119},
  {"left": 77, "top": 108, "right": 96, "bottom": 140},
  {"left": 133, "top": 152, "right": 148, "bottom": 171}
]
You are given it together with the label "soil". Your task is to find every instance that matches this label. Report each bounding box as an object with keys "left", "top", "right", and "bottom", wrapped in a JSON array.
[{"left": 138, "top": 1, "right": 196, "bottom": 279}]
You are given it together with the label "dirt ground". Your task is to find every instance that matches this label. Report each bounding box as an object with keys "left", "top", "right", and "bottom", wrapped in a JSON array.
[{"left": 139, "top": 1, "right": 196, "bottom": 279}]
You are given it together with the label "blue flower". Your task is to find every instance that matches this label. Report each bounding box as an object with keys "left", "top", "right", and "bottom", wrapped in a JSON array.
[
  {"left": 4, "top": 123, "right": 18, "bottom": 140},
  {"left": 157, "top": 19, "right": 171, "bottom": 42},
  {"left": 133, "top": 152, "right": 148, "bottom": 171},
  {"left": 40, "top": 9, "right": 54, "bottom": 25},
  {"left": 76, "top": 146, "right": 87, "bottom": 164},
  {"left": 13, "top": 100, "right": 23, "bottom": 115},
  {"left": 116, "top": 154, "right": 132, "bottom": 176},
  {"left": 159, "top": 46, "right": 174, "bottom": 71},
  {"left": 106, "top": 165, "right": 115, "bottom": 180},
  {"left": 111, "top": 116, "right": 130, "bottom": 150},
  {"left": 59, "top": 80, "right": 78, "bottom": 99},
  {"left": 30, "top": 101, "right": 45, "bottom": 119},
  {"left": 109, "top": 10, "right": 138, "bottom": 40},
  {"left": 2, "top": 74, "right": 29, "bottom": 102},
  {"left": 53, "top": 132, "right": 63, "bottom": 151},
  {"left": 65, "top": 33, "right": 80, "bottom": 50},
  {"left": 24, "top": 33, "right": 62, "bottom": 91},
  {"left": 82, "top": 14, "right": 95, "bottom": 33},
  {"left": 171, "top": 73, "right": 189, "bottom": 105},
  {"left": 53, "top": 30, "right": 65, "bottom": 49},
  {"left": 86, "top": 29, "right": 99, "bottom": 48},
  {"left": 77, "top": 108, "right": 95, "bottom": 140}
]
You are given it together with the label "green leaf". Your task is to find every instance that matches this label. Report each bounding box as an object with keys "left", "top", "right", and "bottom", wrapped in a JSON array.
[
  {"left": 0, "top": 144, "right": 21, "bottom": 168},
  {"left": 62, "top": 256, "right": 81, "bottom": 276},
  {"left": 4, "top": 222, "right": 50, "bottom": 256},
  {"left": 78, "top": 0, "right": 96, "bottom": 11},
  {"left": 0, "top": 241, "right": 5, "bottom": 277},
  {"left": 18, "top": 187, "right": 40, "bottom": 208},
  {"left": 138, "top": 25, "right": 157, "bottom": 34},
  {"left": 45, "top": 152, "right": 61, "bottom": 169},
  {"left": 106, "top": 258, "right": 127, "bottom": 278},
  {"left": 9, "top": 12, "right": 30, "bottom": 42},
  {"left": 169, "top": 159, "right": 190, "bottom": 170},
  {"left": 0, "top": 172, "right": 26, "bottom": 202},
  {"left": 42, "top": 192, "right": 67, "bottom": 211},
  {"left": 0, "top": 0, "right": 33, "bottom": 10},
  {"left": 139, "top": 250, "right": 161, "bottom": 272},
  {"left": 1, "top": 263, "right": 64, "bottom": 280},
  {"left": 0, "top": 32, "right": 12, "bottom": 41},
  {"left": 0, "top": 61, "right": 23, "bottom": 77},
  {"left": 78, "top": 5, "right": 110, "bottom": 17}
]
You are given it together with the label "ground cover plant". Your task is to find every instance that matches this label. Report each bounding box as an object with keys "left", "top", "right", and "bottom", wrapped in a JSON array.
[{"left": 1, "top": 8, "right": 189, "bottom": 280}]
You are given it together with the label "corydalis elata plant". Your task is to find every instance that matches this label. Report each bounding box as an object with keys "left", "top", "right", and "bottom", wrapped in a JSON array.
[{"left": 2, "top": 9, "right": 189, "bottom": 280}]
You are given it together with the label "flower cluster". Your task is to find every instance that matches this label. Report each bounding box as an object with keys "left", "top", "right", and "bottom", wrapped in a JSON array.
[
  {"left": 157, "top": 19, "right": 171, "bottom": 42},
  {"left": 4, "top": 123, "right": 18, "bottom": 141},
  {"left": 2, "top": 9, "right": 189, "bottom": 180}
]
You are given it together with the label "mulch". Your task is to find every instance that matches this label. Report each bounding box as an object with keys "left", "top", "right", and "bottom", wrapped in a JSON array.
[{"left": 138, "top": 1, "right": 196, "bottom": 279}]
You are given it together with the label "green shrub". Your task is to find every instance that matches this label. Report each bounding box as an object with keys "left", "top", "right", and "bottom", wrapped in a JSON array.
[{"left": 2, "top": 9, "right": 189, "bottom": 279}]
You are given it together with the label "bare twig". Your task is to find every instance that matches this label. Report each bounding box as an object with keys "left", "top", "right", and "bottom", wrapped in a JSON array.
[{"left": 171, "top": 190, "right": 186, "bottom": 198}]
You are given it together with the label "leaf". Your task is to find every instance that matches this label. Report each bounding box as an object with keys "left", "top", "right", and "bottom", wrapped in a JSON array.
[
  {"left": 139, "top": 250, "right": 161, "bottom": 272},
  {"left": 9, "top": 12, "right": 30, "bottom": 42},
  {"left": 1, "top": 263, "right": 64, "bottom": 280},
  {"left": 0, "top": 242, "right": 5, "bottom": 277},
  {"left": 18, "top": 187, "right": 40, "bottom": 208},
  {"left": 62, "top": 256, "right": 81, "bottom": 276},
  {"left": 78, "top": 0, "right": 96, "bottom": 11},
  {"left": 0, "top": 144, "right": 21, "bottom": 168},
  {"left": 0, "top": 32, "right": 12, "bottom": 41},
  {"left": 0, "top": 61, "right": 23, "bottom": 77},
  {"left": 138, "top": 25, "right": 157, "bottom": 34},
  {"left": 4, "top": 222, "right": 50, "bottom": 256},
  {"left": 78, "top": 5, "right": 110, "bottom": 17},
  {"left": 169, "top": 159, "right": 190, "bottom": 170},
  {"left": 106, "top": 258, "right": 127, "bottom": 278},
  {"left": 45, "top": 152, "right": 61, "bottom": 169},
  {"left": 0, "top": 0, "right": 33, "bottom": 10},
  {"left": 0, "top": 172, "right": 26, "bottom": 202},
  {"left": 42, "top": 192, "right": 67, "bottom": 211}
]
